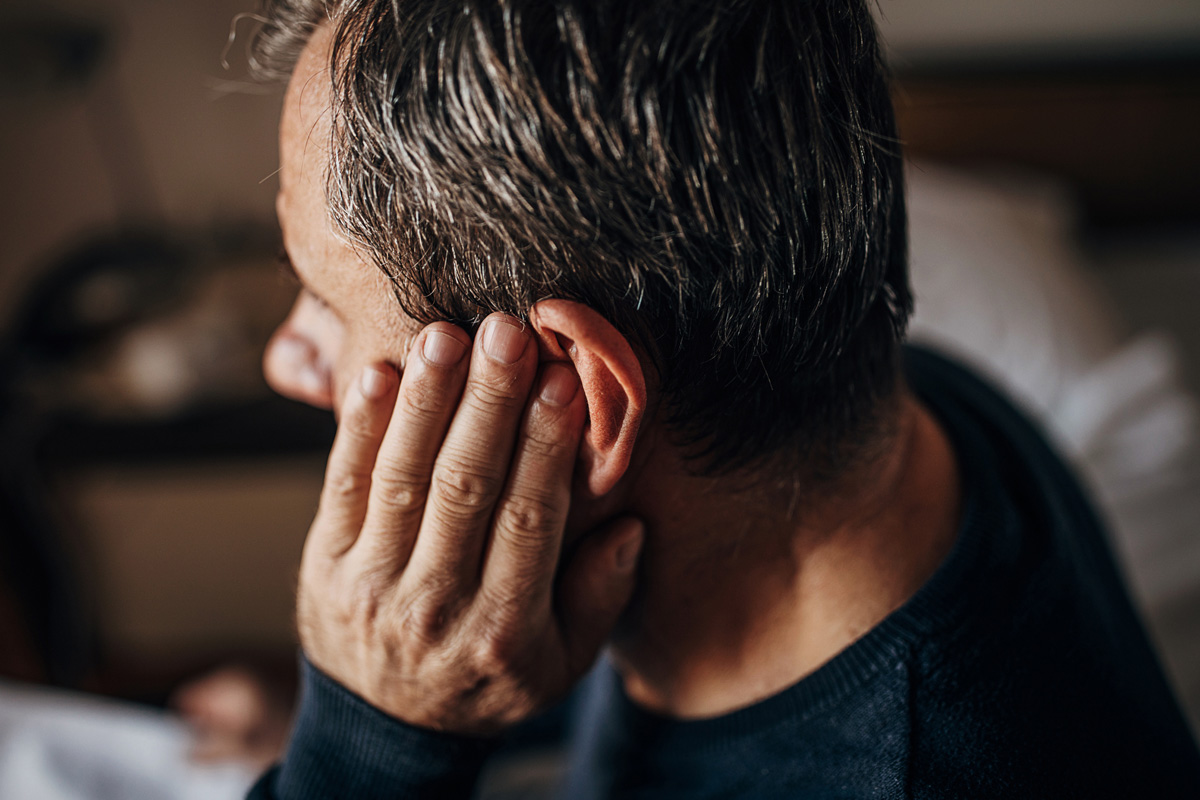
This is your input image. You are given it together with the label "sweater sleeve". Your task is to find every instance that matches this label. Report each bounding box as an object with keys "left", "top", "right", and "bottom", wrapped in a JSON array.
[{"left": 247, "top": 655, "right": 496, "bottom": 800}]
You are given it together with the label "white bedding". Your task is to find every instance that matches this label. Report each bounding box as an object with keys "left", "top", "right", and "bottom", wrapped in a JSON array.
[
  {"left": 907, "top": 161, "right": 1200, "bottom": 732},
  {"left": 0, "top": 680, "right": 255, "bottom": 800}
]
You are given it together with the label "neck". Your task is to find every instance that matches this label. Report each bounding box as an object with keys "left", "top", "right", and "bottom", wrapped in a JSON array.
[{"left": 612, "top": 393, "right": 961, "bottom": 718}]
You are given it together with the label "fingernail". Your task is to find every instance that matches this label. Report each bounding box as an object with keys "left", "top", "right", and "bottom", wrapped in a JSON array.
[
  {"left": 615, "top": 523, "right": 644, "bottom": 572},
  {"left": 423, "top": 330, "right": 467, "bottom": 366},
  {"left": 539, "top": 363, "right": 579, "bottom": 406},
  {"left": 359, "top": 365, "right": 391, "bottom": 399},
  {"left": 482, "top": 316, "right": 527, "bottom": 364}
]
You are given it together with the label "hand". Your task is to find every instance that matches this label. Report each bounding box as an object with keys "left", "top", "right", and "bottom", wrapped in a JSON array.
[{"left": 295, "top": 313, "right": 644, "bottom": 736}]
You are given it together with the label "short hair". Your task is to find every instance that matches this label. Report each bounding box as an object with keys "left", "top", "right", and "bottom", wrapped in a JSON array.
[{"left": 252, "top": 0, "right": 912, "bottom": 476}]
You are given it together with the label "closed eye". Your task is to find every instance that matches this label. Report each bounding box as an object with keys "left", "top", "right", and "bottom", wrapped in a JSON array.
[{"left": 277, "top": 247, "right": 333, "bottom": 312}]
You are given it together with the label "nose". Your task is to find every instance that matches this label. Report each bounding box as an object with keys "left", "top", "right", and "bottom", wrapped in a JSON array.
[{"left": 263, "top": 328, "right": 334, "bottom": 409}]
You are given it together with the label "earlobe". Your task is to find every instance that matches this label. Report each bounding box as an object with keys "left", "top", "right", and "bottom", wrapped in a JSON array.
[{"left": 529, "top": 300, "right": 646, "bottom": 497}]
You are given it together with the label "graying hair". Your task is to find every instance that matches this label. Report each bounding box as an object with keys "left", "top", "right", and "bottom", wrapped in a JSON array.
[{"left": 252, "top": 0, "right": 912, "bottom": 475}]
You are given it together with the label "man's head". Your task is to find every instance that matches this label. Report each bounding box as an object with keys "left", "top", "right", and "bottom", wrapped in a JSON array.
[{"left": 259, "top": 0, "right": 911, "bottom": 481}]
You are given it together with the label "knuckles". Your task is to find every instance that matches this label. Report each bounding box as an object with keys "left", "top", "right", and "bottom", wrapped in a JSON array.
[
  {"left": 430, "top": 462, "right": 503, "bottom": 515},
  {"left": 516, "top": 422, "right": 576, "bottom": 461},
  {"left": 296, "top": 558, "right": 560, "bottom": 736},
  {"left": 394, "top": 591, "right": 459, "bottom": 648},
  {"left": 369, "top": 465, "right": 431, "bottom": 517},
  {"left": 494, "top": 492, "right": 564, "bottom": 541},
  {"left": 471, "top": 630, "right": 525, "bottom": 681},
  {"left": 398, "top": 377, "right": 455, "bottom": 418},
  {"left": 342, "top": 571, "right": 390, "bottom": 629},
  {"left": 464, "top": 603, "right": 539, "bottom": 682},
  {"left": 463, "top": 377, "right": 525, "bottom": 412},
  {"left": 322, "top": 467, "right": 371, "bottom": 506},
  {"left": 341, "top": 396, "right": 386, "bottom": 438}
]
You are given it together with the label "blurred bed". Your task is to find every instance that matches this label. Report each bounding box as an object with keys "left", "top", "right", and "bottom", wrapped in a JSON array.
[
  {"left": 895, "top": 55, "right": 1200, "bottom": 733},
  {"left": 905, "top": 161, "right": 1200, "bottom": 734}
]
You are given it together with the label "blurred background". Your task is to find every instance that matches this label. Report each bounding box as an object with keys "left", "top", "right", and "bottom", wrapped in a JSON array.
[{"left": 0, "top": 0, "right": 1197, "bottom": 795}]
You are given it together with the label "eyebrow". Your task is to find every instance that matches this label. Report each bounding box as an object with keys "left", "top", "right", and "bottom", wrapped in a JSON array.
[
  {"left": 277, "top": 247, "right": 332, "bottom": 310},
  {"left": 276, "top": 246, "right": 299, "bottom": 283}
]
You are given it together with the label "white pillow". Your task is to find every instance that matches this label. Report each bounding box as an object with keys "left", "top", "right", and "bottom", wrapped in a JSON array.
[{"left": 907, "top": 160, "right": 1200, "bottom": 607}]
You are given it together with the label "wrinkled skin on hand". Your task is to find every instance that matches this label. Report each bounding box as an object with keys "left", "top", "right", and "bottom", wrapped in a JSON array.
[{"left": 296, "top": 313, "right": 643, "bottom": 736}]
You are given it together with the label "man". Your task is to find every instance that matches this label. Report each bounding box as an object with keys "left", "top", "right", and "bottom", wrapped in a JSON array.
[{"left": 247, "top": 0, "right": 1200, "bottom": 797}]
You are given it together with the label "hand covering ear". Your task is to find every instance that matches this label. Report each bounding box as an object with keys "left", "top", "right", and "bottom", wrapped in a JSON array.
[{"left": 529, "top": 299, "right": 646, "bottom": 497}]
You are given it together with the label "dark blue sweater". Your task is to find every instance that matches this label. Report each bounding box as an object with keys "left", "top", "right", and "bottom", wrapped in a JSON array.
[{"left": 250, "top": 347, "right": 1200, "bottom": 798}]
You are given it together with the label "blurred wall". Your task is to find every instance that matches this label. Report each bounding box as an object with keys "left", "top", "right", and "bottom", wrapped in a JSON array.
[
  {"left": 878, "top": 0, "right": 1200, "bottom": 56},
  {"left": 0, "top": 0, "right": 281, "bottom": 326},
  {"left": 66, "top": 460, "right": 322, "bottom": 660}
]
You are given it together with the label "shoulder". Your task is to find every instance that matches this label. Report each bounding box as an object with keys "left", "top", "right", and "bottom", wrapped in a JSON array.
[{"left": 902, "top": 345, "right": 1200, "bottom": 797}]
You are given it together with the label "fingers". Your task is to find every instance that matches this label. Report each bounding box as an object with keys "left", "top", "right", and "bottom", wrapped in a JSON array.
[
  {"left": 354, "top": 323, "right": 472, "bottom": 569},
  {"left": 299, "top": 309, "right": 642, "bottom": 736},
  {"left": 479, "top": 362, "right": 586, "bottom": 621},
  {"left": 558, "top": 517, "right": 643, "bottom": 671},
  {"left": 310, "top": 363, "right": 398, "bottom": 557},
  {"left": 401, "top": 314, "right": 538, "bottom": 592}
]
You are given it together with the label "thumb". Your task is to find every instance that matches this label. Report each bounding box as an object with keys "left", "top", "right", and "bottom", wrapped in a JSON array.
[{"left": 558, "top": 517, "right": 644, "bottom": 672}]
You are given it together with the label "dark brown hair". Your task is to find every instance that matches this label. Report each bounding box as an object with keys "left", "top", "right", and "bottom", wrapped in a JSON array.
[{"left": 252, "top": 0, "right": 912, "bottom": 475}]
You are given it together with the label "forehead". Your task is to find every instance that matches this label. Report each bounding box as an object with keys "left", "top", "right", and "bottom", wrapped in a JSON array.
[
  {"left": 279, "top": 23, "right": 336, "bottom": 201},
  {"left": 274, "top": 24, "right": 425, "bottom": 350},
  {"left": 276, "top": 22, "right": 357, "bottom": 280}
]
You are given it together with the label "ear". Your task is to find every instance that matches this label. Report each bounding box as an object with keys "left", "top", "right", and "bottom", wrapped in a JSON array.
[{"left": 529, "top": 300, "right": 646, "bottom": 497}]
